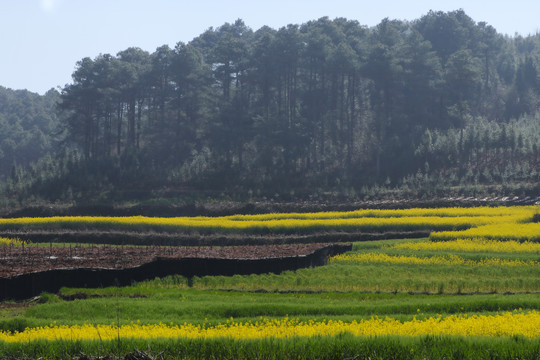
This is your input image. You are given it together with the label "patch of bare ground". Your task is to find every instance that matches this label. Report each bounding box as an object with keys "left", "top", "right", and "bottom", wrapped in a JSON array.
[{"left": 0, "top": 243, "right": 338, "bottom": 278}]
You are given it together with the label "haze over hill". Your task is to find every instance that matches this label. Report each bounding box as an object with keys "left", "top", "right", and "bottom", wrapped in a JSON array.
[{"left": 0, "top": 10, "right": 539, "bottom": 208}]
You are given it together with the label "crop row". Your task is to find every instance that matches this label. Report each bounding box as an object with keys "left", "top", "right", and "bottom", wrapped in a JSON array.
[
  {"left": 0, "top": 237, "right": 21, "bottom": 246},
  {"left": 388, "top": 239, "right": 540, "bottom": 253},
  {"left": 158, "top": 261, "right": 540, "bottom": 294},
  {"left": 222, "top": 206, "right": 537, "bottom": 220},
  {"left": 329, "top": 253, "right": 540, "bottom": 267},
  {"left": 0, "top": 215, "right": 527, "bottom": 234},
  {"left": 430, "top": 222, "right": 540, "bottom": 242},
  {"left": 1, "top": 311, "right": 539, "bottom": 342},
  {"left": 0, "top": 206, "right": 535, "bottom": 236}
]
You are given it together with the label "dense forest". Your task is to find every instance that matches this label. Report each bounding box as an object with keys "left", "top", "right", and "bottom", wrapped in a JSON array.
[
  {"left": 0, "top": 87, "right": 60, "bottom": 184},
  {"left": 1, "top": 10, "right": 539, "bottom": 207}
]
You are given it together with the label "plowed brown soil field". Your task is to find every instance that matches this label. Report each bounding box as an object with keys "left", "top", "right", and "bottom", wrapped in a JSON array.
[{"left": 0, "top": 243, "right": 332, "bottom": 278}]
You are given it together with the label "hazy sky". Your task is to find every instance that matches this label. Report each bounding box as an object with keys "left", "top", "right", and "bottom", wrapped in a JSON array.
[{"left": 2, "top": 0, "right": 539, "bottom": 94}]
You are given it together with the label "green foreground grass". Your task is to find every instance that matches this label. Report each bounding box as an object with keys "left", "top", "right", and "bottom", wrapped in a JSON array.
[
  {"left": 2, "top": 334, "right": 540, "bottom": 360},
  {"left": 1, "top": 237, "right": 540, "bottom": 359},
  {"left": 4, "top": 290, "right": 540, "bottom": 331},
  {"left": 171, "top": 238, "right": 540, "bottom": 294}
]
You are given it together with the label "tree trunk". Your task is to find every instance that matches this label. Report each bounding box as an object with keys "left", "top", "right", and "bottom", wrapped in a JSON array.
[{"left": 116, "top": 102, "right": 123, "bottom": 155}]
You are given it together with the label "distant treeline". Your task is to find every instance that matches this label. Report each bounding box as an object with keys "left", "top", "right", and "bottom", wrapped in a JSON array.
[
  {"left": 1, "top": 10, "right": 540, "bottom": 205},
  {"left": 0, "top": 87, "right": 59, "bottom": 179}
]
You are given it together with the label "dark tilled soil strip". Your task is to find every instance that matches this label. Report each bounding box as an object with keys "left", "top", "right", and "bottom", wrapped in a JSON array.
[{"left": 0, "top": 243, "right": 339, "bottom": 278}]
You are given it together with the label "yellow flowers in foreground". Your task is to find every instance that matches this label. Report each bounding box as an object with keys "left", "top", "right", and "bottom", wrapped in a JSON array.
[
  {"left": 330, "top": 252, "right": 539, "bottom": 267},
  {"left": 1, "top": 312, "right": 539, "bottom": 342},
  {"left": 389, "top": 239, "right": 540, "bottom": 253}
]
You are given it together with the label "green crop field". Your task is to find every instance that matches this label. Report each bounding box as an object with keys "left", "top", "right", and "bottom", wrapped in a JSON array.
[{"left": 1, "top": 206, "right": 540, "bottom": 359}]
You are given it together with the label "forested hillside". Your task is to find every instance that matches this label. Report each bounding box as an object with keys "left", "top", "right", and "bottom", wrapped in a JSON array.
[
  {"left": 1, "top": 10, "right": 539, "bottom": 206},
  {"left": 0, "top": 87, "right": 60, "bottom": 179}
]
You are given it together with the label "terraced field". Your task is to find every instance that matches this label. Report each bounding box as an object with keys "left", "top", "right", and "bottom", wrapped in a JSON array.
[{"left": 0, "top": 206, "right": 539, "bottom": 359}]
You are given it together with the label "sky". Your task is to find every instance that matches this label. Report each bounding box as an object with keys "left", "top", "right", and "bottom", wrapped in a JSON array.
[{"left": 1, "top": 0, "right": 539, "bottom": 95}]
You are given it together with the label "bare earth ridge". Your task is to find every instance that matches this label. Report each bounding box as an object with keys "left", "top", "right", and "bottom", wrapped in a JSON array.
[{"left": 0, "top": 243, "right": 333, "bottom": 278}]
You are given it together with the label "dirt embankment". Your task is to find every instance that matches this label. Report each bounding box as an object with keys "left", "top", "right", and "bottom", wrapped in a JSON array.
[
  {"left": 0, "top": 243, "right": 345, "bottom": 278},
  {"left": 0, "top": 243, "right": 351, "bottom": 300}
]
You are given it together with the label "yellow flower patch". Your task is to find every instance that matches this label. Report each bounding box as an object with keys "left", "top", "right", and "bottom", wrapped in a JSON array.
[
  {"left": 1, "top": 312, "right": 539, "bottom": 342},
  {"left": 388, "top": 239, "right": 540, "bottom": 253},
  {"left": 0, "top": 237, "right": 23, "bottom": 246},
  {"left": 431, "top": 222, "right": 540, "bottom": 242},
  {"left": 330, "top": 252, "right": 538, "bottom": 267}
]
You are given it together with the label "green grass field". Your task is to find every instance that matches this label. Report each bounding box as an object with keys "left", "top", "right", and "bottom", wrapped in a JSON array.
[{"left": 2, "top": 285, "right": 540, "bottom": 359}]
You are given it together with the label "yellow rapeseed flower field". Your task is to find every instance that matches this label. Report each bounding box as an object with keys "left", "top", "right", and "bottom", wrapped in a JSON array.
[
  {"left": 430, "top": 222, "right": 540, "bottom": 242},
  {"left": 0, "top": 237, "right": 23, "bottom": 246},
  {"left": 388, "top": 239, "right": 540, "bottom": 253},
  {"left": 0, "top": 210, "right": 535, "bottom": 234},
  {"left": 223, "top": 206, "right": 537, "bottom": 221},
  {"left": 0, "top": 206, "right": 535, "bottom": 235},
  {"left": 330, "top": 252, "right": 539, "bottom": 267},
  {"left": 1, "top": 312, "right": 538, "bottom": 342}
]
